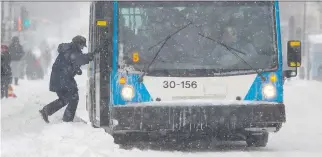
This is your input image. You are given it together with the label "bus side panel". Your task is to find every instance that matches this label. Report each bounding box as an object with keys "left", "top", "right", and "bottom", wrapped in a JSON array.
[{"left": 275, "top": 1, "right": 284, "bottom": 103}]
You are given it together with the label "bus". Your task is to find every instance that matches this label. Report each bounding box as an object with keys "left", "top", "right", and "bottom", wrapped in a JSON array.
[{"left": 86, "top": 1, "right": 302, "bottom": 148}]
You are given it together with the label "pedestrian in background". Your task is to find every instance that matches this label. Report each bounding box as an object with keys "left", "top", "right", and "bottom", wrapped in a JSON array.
[
  {"left": 8, "top": 36, "right": 25, "bottom": 85},
  {"left": 1, "top": 44, "right": 12, "bottom": 98}
]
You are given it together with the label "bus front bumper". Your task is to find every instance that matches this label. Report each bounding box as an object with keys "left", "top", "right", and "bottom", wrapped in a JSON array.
[{"left": 110, "top": 101, "right": 285, "bottom": 134}]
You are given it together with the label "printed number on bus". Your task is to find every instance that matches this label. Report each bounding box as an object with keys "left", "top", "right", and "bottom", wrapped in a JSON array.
[{"left": 163, "top": 81, "right": 197, "bottom": 88}]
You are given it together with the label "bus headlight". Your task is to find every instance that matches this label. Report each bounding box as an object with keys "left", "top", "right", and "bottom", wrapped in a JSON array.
[
  {"left": 121, "top": 85, "right": 135, "bottom": 101},
  {"left": 262, "top": 84, "right": 276, "bottom": 99}
]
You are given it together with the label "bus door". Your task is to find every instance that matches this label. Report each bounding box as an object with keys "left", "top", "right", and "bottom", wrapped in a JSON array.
[
  {"left": 90, "top": 1, "right": 114, "bottom": 127},
  {"left": 88, "top": 2, "right": 97, "bottom": 125}
]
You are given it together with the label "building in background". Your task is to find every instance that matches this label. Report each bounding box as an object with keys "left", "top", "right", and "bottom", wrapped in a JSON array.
[{"left": 1, "top": 1, "right": 14, "bottom": 45}]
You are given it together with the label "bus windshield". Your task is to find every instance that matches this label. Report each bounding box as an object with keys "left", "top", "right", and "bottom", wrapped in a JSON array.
[{"left": 118, "top": 1, "right": 277, "bottom": 75}]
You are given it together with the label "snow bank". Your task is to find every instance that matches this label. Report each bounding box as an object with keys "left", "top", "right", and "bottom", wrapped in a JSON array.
[
  {"left": 0, "top": 79, "right": 119, "bottom": 157},
  {"left": 1, "top": 122, "right": 119, "bottom": 157}
]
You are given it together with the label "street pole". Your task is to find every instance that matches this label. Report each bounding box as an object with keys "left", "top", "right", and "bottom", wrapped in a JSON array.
[
  {"left": 302, "top": 1, "right": 308, "bottom": 80},
  {"left": 8, "top": 1, "right": 13, "bottom": 41},
  {"left": 59, "top": 20, "right": 63, "bottom": 41},
  {"left": 1, "top": 1, "right": 5, "bottom": 43}
]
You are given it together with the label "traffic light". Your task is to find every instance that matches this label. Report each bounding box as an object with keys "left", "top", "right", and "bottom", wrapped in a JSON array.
[
  {"left": 23, "top": 18, "right": 30, "bottom": 28},
  {"left": 20, "top": 6, "right": 30, "bottom": 30},
  {"left": 17, "top": 16, "right": 22, "bottom": 31}
]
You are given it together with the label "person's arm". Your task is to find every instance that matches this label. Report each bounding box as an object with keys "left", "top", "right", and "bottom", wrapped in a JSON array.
[
  {"left": 70, "top": 52, "right": 94, "bottom": 67},
  {"left": 69, "top": 52, "right": 94, "bottom": 76}
]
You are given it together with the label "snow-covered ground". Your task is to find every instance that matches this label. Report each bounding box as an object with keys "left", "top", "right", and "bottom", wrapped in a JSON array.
[{"left": 1, "top": 71, "right": 322, "bottom": 157}]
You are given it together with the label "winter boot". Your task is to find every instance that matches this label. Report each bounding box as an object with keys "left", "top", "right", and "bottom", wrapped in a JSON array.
[{"left": 39, "top": 109, "right": 49, "bottom": 123}]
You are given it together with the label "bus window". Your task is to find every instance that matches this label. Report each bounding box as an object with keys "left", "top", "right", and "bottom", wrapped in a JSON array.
[{"left": 118, "top": 1, "right": 277, "bottom": 74}]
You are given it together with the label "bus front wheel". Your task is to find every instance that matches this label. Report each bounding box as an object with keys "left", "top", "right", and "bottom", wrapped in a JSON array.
[{"left": 246, "top": 132, "right": 269, "bottom": 147}]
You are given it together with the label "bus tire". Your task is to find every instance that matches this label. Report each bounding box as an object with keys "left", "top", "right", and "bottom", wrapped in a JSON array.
[
  {"left": 246, "top": 132, "right": 269, "bottom": 147},
  {"left": 113, "top": 134, "right": 128, "bottom": 145}
]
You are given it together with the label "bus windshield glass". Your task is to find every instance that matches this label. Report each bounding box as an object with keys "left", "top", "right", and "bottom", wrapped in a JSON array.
[{"left": 118, "top": 1, "right": 277, "bottom": 74}]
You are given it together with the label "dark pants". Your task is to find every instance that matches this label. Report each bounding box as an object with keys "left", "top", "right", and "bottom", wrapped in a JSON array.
[
  {"left": 43, "top": 89, "right": 79, "bottom": 122},
  {"left": 13, "top": 77, "right": 18, "bottom": 85},
  {"left": 1, "top": 82, "right": 9, "bottom": 98}
]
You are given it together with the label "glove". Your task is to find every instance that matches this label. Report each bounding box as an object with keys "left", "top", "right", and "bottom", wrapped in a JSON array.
[{"left": 88, "top": 53, "right": 94, "bottom": 61}]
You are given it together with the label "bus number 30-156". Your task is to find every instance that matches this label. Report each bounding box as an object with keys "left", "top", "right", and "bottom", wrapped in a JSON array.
[{"left": 163, "top": 81, "right": 197, "bottom": 88}]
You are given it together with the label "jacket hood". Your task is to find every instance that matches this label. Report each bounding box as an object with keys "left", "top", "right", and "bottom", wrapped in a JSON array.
[{"left": 57, "top": 43, "right": 72, "bottom": 54}]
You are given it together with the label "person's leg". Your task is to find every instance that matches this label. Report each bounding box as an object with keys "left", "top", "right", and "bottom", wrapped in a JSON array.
[
  {"left": 1, "top": 81, "right": 5, "bottom": 99},
  {"left": 11, "top": 61, "right": 21, "bottom": 85},
  {"left": 4, "top": 83, "right": 9, "bottom": 98},
  {"left": 62, "top": 89, "right": 79, "bottom": 122},
  {"left": 14, "top": 77, "right": 18, "bottom": 85},
  {"left": 40, "top": 91, "right": 68, "bottom": 123}
]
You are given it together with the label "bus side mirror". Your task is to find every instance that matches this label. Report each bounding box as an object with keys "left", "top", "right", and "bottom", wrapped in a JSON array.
[{"left": 287, "top": 40, "right": 302, "bottom": 68}]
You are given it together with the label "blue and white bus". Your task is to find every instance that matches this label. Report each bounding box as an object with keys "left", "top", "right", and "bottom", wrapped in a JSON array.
[{"left": 86, "top": 1, "right": 302, "bottom": 148}]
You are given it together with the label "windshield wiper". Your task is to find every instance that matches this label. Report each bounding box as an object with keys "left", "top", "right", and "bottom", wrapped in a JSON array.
[
  {"left": 164, "top": 10, "right": 246, "bottom": 57},
  {"left": 164, "top": 11, "right": 265, "bottom": 80},
  {"left": 198, "top": 33, "right": 247, "bottom": 55},
  {"left": 198, "top": 33, "right": 266, "bottom": 81},
  {"left": 138, "top": 22, "right": 192, "bottom": 82}
]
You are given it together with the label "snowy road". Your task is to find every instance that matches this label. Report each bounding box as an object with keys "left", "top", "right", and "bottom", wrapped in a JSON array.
[{"left": 1, "top": 73, "right": 322, "bottom": 157}]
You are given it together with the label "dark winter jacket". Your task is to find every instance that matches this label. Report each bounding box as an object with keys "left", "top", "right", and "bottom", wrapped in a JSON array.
[
  {"left": 8, "top": 43, "right": 24, "bottom": 61},
  {"left": 49, "top": 42, "right": 92, "bottom": 92},
  {"left": 1, "top": 45, "right": 12, "bottom": 84}
]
